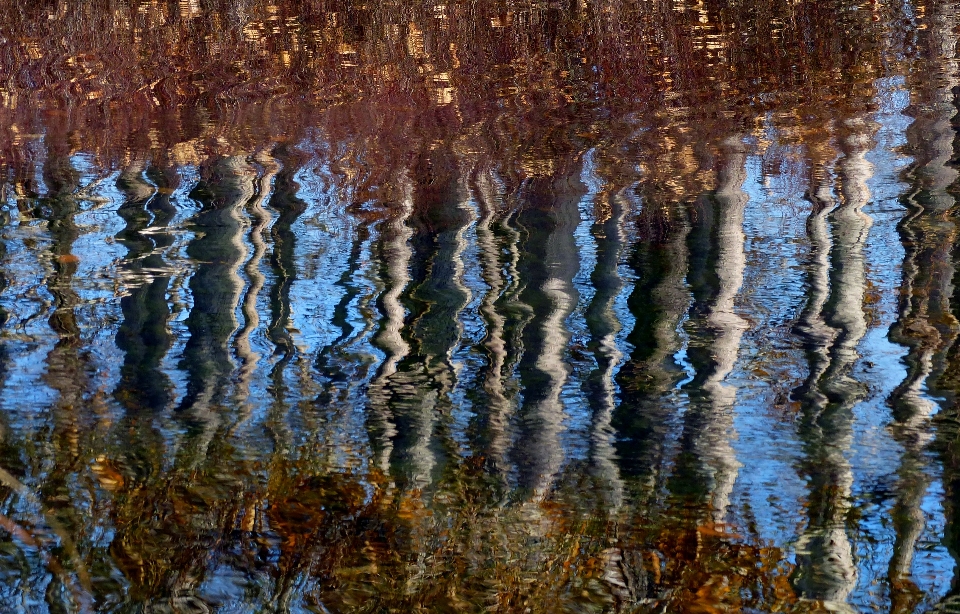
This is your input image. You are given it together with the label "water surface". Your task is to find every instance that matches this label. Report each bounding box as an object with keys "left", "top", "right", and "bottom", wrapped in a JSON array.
[{"left": 2, "top": 1, "right": 960, "bottom": 612}]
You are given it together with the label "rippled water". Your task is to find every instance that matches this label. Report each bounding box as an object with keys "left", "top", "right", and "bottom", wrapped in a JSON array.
[{"left": 4, "top": 1, "right": 960, "bottom": 612}]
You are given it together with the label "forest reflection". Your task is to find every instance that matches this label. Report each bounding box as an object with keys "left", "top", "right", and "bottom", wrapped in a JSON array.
[{"left": 2, "top": 0, "right": 960, "bottom": 612}]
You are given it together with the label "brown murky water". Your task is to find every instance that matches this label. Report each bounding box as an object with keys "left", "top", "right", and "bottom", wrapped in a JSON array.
[{"left": 1, "top": 1, "right": 960, "bottom": 612}]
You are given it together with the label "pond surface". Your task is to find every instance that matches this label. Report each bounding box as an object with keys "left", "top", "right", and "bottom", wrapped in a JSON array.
[{"left": 2, "top": 1, "right": 960, "bottom": 612}]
